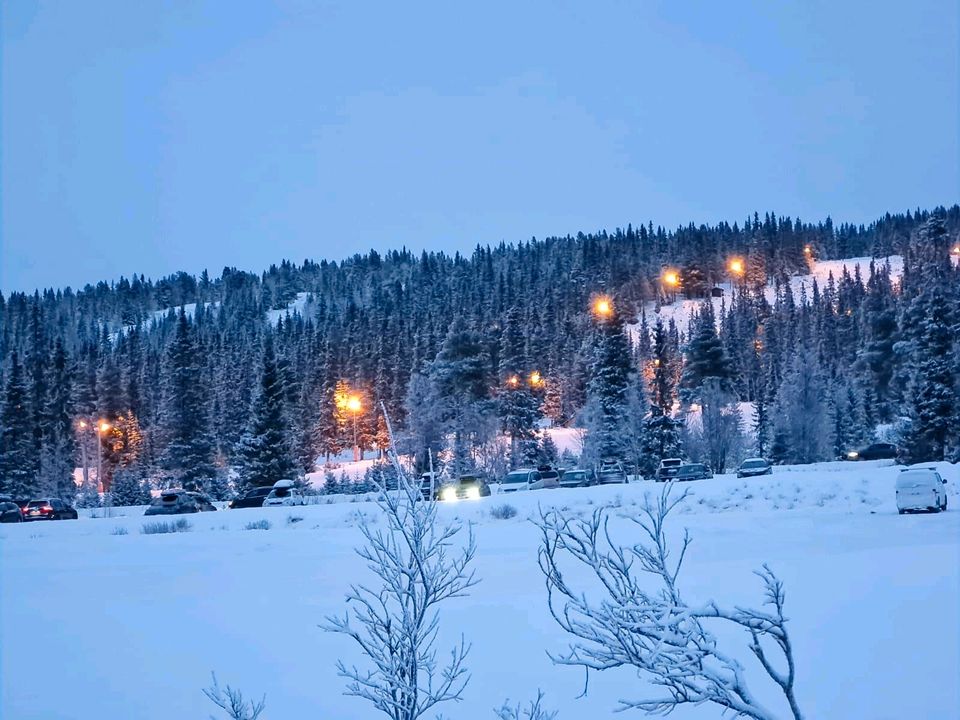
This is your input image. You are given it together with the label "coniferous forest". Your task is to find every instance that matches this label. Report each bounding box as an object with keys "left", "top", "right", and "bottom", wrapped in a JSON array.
[{"left": 1, "top": 206, "right": 958, "bottom": 503}]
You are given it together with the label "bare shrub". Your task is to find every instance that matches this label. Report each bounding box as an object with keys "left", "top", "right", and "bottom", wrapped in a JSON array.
[
  {"left": 536, "top": 486, "right": 803, "bottom": 719},
  {"left": 322, "top": 405, "right": 478, "bottom": 720},
  {"left": 490, "top": 503, "right": 518, "bottom": 520},
  {"left": 141, "top": 518, "right": 192, "bottom": 534}
]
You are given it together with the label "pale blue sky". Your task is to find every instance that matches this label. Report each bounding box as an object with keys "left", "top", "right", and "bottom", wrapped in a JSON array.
[{"left": 2, "top": 1, "right": 957, "bottom": 293}]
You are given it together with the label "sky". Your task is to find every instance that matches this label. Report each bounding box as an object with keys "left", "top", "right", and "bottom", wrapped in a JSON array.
[{"left": 1, "top": 1, "right": 957, "bottom": 294}]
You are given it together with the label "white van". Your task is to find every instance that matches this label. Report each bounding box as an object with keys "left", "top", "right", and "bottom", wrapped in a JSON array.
[{"left": 896, "top": 468, "right": 948, "bottom": 514}]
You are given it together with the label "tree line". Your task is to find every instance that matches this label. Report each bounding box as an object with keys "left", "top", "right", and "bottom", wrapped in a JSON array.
[{"left": 0, "top": 206, "right": 957, "bottom": 502}]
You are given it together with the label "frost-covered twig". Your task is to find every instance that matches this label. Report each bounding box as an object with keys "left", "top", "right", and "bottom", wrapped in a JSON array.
[
  {"left": 203, "top": 673, "right": 266, "bottom": 720},
  {"left": 322, "top": 403, "right": 478, "bottom": 720},
  {"left": 495, "top": 690, "right": 558, "bottom": 720},
  {"left": 536, "top": 486, "right": 803, "bottom": 719}
]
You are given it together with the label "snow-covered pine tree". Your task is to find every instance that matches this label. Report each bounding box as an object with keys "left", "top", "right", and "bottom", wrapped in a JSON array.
[
  {"left": 901, "top": 290, "right": 958, "bottom": 463},
  {"left": 581, "top": 302, "right": 634, "bottom": 468},
  {"left": 0, "top": 352, "right": 36, "bottom": 497},
  {"left": 37, "top": 339, "right": 78, "bottom": 499},
  {"left": 237, "top": 334, "right": 299, "bottom": 488},
  {"left": 426, "top": 317, "right": 494, "bottom": 476},
  {"left": 159, "top": 310, "right": 219, "bottom": 490},
  {"left": 772, "top": 350, "right": 830, "bottom": 464},
  {"left": 498, "top": 306, "right": 541, "bottom": 468}
]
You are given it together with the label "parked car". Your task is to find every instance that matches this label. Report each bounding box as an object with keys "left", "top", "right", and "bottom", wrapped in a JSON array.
[
  {"left": 263, "top": 480, "right": 307, "bottom": 507},
  {"left": 843, "top": 443, "right": 899, "bottom": 461},
  {"left": 676, "top": 463, "right": 713, "bottom": 481},
  {"left": 499, "top": 468, "right": 542, "bottom": 493},
  {"left": 558, "top": 468, "right": 592, "bottom": 488},
  {"left": 23, "top": 498, "right": 79, "bottom": 521},
  {"left": 655, "top": 458, "right": 684, "bottom": 482},
  {"left": 438, "top": 475, "right": 492, "bottom": 501},
  {"left": 896, "top": 467, "right": 948, "bottom": 514},
  {"left": 228, "top": 486, "right": 273, "bottom": 509},
  {"left": 597, "top": 460, "right": 628, "bottom": 485},
  {"left": 737, "top": 458, "right": 773, "bottom": 478},
  {"left": 0, "top": 501, "right": 24, "bottom": 523},
  {"left": 536, "top": 466, "right": 561, "bottom": 489},
  {"left": 145, "top": 490, "right": 217, "bottom": 516}
]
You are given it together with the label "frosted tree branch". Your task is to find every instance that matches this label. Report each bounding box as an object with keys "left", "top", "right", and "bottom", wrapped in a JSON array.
[
  {"left": 203, "top": 673, "right": 266, "bottom": 720},
  {"left": 536, "top": 486, "right": 803, "bottom": 719},
  {"left": 322, "top": 403, "right": 478, "bottom": 720}
]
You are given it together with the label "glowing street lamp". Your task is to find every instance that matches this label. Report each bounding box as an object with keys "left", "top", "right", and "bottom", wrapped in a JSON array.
[
  {"left": 661, "top": 270, "right": 680, "bottom": 291},
  {"left": 592, "top": 296, "right": 613, "bottom": 319},
  {"left": 507, "top": 375, "right": 520, "bottom": 388},
  {"left": 529, "top": 371, "right": 542, "bottom": 387},
  {"left": 803, "top": 245, "right": 813, "bottom": 258},
  {"left": 728, "top": 257, "right": 745, "bottom": 276}
]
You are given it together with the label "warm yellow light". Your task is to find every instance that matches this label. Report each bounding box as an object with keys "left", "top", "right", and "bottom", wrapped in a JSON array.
[
  {"left": 662, "top": 270, "right": 680, "bottom": 287},
  {"left": 346, "top": 396, "right": 362, "bottom": 413},
  {"left": 653, "top": 358, "right": 661, "bottom": 367},
  {"left": 507, "top": 375, "right": 520, "bottom": 387},
  {"left": 804, "top": 245, "right": 813, "bottom": 255},
  {"left": 529, "top": 371, "right": 542, "bottom": 387},
  {"left": 728, "top": 258, "right": 744, "bottom": 275},
  {"left": 593, "top": 296, "right": 613, "bottom": 318},
  {"left": 952, "top": 245, "right": 960, "bottom": 256},
  {"left": 78, "top": 420, "right": 87, "bottom": 429},
  {"left": 98, "top": 421, "right": 111, "bottom": 433}
]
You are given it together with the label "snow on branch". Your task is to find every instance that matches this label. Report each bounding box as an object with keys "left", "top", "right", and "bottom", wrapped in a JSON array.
[
  {"left": 536, "top": 486, "right": 804, "bottom": 720},
  {"left": 203, "top": 673, "right": 266, "bottom": 720},
  {"left": 322, "top": 403, "right": 478, "bottom": 720}
]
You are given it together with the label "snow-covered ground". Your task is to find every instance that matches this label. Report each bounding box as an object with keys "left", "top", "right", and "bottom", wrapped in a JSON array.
[
  {"left": 634, "top": 255, "right": 904, "bottom": 334},
  {"left": 2, "top": 459, "right": 957, "bottom": 719}
]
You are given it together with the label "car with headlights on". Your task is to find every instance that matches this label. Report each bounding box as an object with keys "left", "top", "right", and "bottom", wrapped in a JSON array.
[
  {"left": 843, "top": 442, "right": 898, "bottom": 461},
  {"left": 438, "top": 475, "right": 492, "bottom": 501},
  {"left": 736, "top": 458, "right": 773, "bottom": 478}
]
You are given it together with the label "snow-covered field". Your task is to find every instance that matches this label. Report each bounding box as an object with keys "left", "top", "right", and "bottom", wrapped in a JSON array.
[{"left": 2, "top": 460, "right": 957, "bottom": 719}]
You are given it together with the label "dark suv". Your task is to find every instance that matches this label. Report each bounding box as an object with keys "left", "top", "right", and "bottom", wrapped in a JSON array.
[
  {"left": 844, "top": 443, "right": 898, "bottom": 461},
  {"left": 228, "top": 486, "right": 273, "bottom": 509},
  {"left": 23, "top": 498, "right": 79, "bottom": 521},
  {"left": 676, "top": 463, "right": 713, "bottom": 481},
  {"left": 0, "top": 501, "right": 24, "bottom": 523}
]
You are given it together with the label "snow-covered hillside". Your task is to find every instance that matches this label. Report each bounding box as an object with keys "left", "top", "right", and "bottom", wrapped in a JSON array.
[
  {"left": 635, "top": 255, "right": 904, "bottom": 334},
  {"left": 3, "top": 459, "right": 957, "bottom": 720}
]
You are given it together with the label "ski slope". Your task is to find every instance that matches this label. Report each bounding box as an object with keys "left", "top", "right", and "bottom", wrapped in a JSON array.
[
  {"left": 2, "top": 459, "right": 957, "bottom": 720},
  {"left": 635, "top": 255, "right": 904, "bottom": 334}
]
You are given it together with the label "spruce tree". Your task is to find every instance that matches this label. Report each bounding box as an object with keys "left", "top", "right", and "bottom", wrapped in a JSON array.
[
  {"left": 0, "top": 352, "right": 37, "bottom": 497},
  {"left": 37, "top": 340, "right": 78, "bottom": 499},
  {"left": 581, "top": 303, "right": 634, "bottom": 468},
  {"left": 902, "top": 292, "right": 958, "bottom": 463},
  {"left": 159, "top": 310, "right": 218, "bottom": 490},
  {"left": 237, "top": 335, "right": 299, "bottom": 487},
  {"left": 498, "top": 307, "right": 541, "bottom": 468}
]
